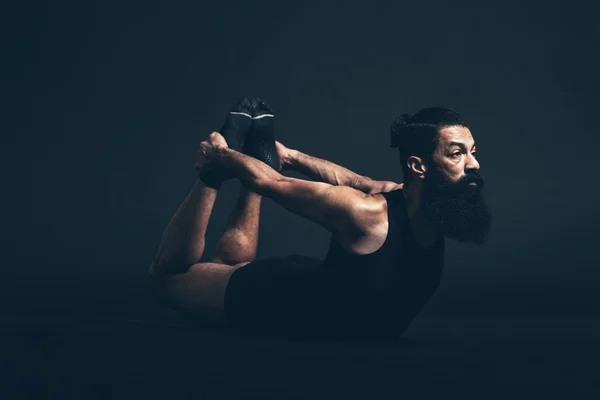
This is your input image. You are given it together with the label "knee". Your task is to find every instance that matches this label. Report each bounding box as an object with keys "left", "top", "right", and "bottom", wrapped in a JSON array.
[
  {"left": 147, "top": 264, "right": 183, "bottom": 307},
  {"left": 148, "top": 262, "right": 171, "bottom": 291},
  {"left": 148, "top": 260, "right": 189, "bottom": 280},
  {"left": 214, "top": 233, "right": 257, "bottom": 263}
]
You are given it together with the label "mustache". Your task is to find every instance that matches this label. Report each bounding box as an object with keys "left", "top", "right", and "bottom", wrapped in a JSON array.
[
  {"left": 430, "top": 170, "right": 486, "bottom": 191},
  {"left": 461, "top": 171, "right": 485, "bottom": 188}
]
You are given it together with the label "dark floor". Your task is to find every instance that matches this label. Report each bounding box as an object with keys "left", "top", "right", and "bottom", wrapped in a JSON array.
[{"left": 2, "top": 311, "right": 599, "bottom": 399}]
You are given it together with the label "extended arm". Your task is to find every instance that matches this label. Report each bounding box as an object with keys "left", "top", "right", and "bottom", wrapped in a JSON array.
[
  {"left": 214, "top": 146, "right": 383, "bottom": 236},
  {"left": 282, "top": 146, "right": 402, "bottom": 194},
  {"left": 186, "top": 131, "right": 388, "bottom": 260}
]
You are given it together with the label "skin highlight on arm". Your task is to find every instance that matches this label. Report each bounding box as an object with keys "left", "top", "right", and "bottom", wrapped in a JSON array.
[{"left": 283, "top": 147, "right": 402, "bottom": 194}]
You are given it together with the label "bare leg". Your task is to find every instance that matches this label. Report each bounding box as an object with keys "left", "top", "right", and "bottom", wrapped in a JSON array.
[
  {"left": 149, "top": 178, "right": 250, "bottom": 323},
  {"left": 150, "top": 180, "right": 218, "bottom": 276},
  {"left": 210, "top": 186, "right": 262, "bottom": 265},
  {"left": 151, "top": 97, "right": 256, "bottom": 275}
]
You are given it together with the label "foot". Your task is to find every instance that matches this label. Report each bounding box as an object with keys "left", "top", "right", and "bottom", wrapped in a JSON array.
[
  {"left": 243, "top": 98, "right": 281, "bottom": 171},
  {"left": 219, "top": 97, "right": 253, "bottom": 152},
  {"left": 198, "top": 98, "right": 253, "bottom": 188}
]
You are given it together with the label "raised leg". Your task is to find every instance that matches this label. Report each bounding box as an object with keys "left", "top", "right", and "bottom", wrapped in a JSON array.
[
  {"left": 150, "top": 98, "right": 255, "bottom": 323},
  {"left": 210, "top": 186, "right": 262, "bottom": 265},
  {"left": 149, "top": 178, "right": 250, "bottom": 325},
  {"left": 150, "top": 181, "right": 218, "bottom": 276}
]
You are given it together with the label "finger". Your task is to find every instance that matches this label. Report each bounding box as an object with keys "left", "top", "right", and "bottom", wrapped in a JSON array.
[{"left": 197, "top": 145, "right": 208, "bottom": 157}]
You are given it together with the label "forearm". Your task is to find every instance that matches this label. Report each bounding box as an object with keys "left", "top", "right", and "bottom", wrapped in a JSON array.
[
  {"left": 286, "top": 149, "right": 364, "bottom": 188},
  {"left": 284, "top": 149, "right": 402, "bottom": 194},
  {"left": 217, "top": 147, "right": 283, "bottom": 194},
  {"left": 284, "top": 149, "right": 398, "bottom": 193}
]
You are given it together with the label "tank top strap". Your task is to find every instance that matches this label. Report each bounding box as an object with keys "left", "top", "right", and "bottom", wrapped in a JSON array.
[{"left": 380, "top": 189, "right": 406, "bottom": 231}]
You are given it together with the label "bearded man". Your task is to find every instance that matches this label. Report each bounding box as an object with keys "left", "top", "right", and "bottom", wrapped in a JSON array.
[{"left": 149, "top": 98, "right": 492, "bottom": 340}]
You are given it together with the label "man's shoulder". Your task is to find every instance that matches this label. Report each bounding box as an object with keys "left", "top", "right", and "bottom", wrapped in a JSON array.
[
  {"left": 348, "top": 192, "right": 391, "bottom": 239},
  {"left": 337, "top": 197, "right": 389, "bottom": 255}
]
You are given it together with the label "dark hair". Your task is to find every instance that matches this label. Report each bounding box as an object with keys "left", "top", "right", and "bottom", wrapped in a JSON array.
[{"left": 390, "top": 107, "right": 467, "bottom": 183}]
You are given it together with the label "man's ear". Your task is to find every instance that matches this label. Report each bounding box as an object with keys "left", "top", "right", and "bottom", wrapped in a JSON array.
[{"left": 406, "top": 156, "right": 427, "bottom": 180}]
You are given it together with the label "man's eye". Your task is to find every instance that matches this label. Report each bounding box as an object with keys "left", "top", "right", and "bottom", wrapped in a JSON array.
[
  {"left": 452, "top": 152, "right": 461, "bottom": 157},
  {"left": 472, "top": 152, "right": 477, "bottom": 157}
]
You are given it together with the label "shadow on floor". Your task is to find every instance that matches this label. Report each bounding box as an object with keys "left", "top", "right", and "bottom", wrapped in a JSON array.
[{"left": 2, "top": 312, "right": 599, "bottom": 399}]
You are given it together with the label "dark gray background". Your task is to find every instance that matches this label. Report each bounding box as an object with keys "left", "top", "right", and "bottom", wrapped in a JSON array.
[{"left": 4, "top": 0, "right": 599, "bottom": 318}]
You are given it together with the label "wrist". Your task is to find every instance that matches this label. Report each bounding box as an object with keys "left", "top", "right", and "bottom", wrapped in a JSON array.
[{"left": 212, "top": 146, "right": 231, "bottom": 166}]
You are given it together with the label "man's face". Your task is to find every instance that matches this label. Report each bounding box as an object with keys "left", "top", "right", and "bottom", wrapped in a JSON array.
[{"left": 420, "top": 126, "right": 492, "bottom": 245}]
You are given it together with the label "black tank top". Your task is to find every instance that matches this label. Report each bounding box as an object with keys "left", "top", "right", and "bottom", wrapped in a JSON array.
[{"left": 321, "top": 188, "right": 445, "bottom": 337}]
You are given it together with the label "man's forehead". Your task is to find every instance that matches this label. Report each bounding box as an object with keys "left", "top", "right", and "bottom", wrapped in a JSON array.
[{"left": 438, "top": 126, "right": 475, "bottom": 147}]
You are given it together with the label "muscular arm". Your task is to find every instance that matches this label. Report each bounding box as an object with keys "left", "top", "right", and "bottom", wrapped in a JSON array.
[
  {"left": 284, "top": 149, "right": 402, "bottom": 194},
  {"left": 217, "top": 147, "right": 386, "bottom": 238}
]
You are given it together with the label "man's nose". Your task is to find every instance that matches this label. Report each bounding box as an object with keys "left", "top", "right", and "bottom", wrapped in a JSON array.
[{"left": 465, "top": 153, "right": 480, "bottom": 171}]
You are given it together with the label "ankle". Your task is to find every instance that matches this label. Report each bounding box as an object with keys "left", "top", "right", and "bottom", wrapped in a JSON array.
[{"left": 198, "top": 173, "right": 224, "bottom": 190}]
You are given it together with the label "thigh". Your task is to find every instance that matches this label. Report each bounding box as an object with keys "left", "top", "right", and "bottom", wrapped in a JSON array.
[
  {"left": 151, "top": 262, "right": 247, "bottom": 325},
  {"left": 223, "top": 255, "right": 358, "bottom": 338}
]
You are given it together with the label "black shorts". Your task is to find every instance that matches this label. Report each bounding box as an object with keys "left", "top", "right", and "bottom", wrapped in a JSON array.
[{"left": 223, "top": 255, "right": 369, "bottom": 339}]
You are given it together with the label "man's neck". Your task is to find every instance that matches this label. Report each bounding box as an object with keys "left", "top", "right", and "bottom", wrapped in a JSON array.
[{"left": 403, "top": 181, "right": 439, "bottom": 249}]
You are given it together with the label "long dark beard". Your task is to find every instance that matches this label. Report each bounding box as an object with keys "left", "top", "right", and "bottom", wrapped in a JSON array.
[{"left": 421, "top": 166, "right": 492, "bottom": 245}]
